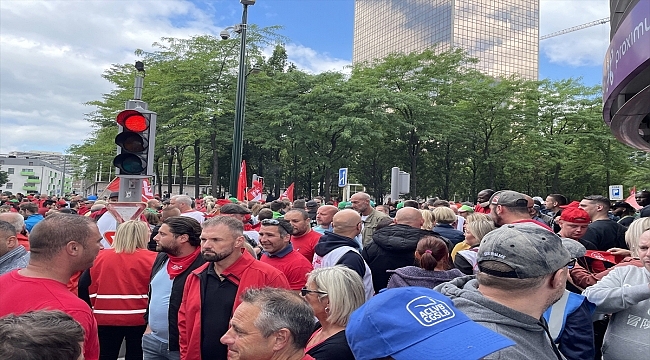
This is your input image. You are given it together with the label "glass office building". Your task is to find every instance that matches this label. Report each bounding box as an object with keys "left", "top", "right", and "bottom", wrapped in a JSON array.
[{"left": 353, "top": 0, "right": 539, "bottom": 79}]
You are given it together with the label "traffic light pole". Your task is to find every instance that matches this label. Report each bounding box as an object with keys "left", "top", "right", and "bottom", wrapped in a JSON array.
[
  {"left": 229, "top": 2, "right": 250, "bottom": 197},
  {"left": 116, "top": 65, "right": 156, "bottom": 202}
]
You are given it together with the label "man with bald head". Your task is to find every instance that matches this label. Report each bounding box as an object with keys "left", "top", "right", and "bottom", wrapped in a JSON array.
[
  {"left": 363, "top": 207, "right": 446, "bottom": 292},
  {"left": 350, "top": 192, "right": 389, "bottom": 246},
  {"left": 0, "top": 212, "right": 29, "bottom": 250},
  {"left": 313, "top": 205, "right": 338, "bottom": 235},
  {"left": 313, "top": 209, "right": 374, "bottom": 299}
]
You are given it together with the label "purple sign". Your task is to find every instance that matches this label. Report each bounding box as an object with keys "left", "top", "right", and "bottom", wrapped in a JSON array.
[{"left": 602, "top": 0, "right": 650, "bottom": 104}]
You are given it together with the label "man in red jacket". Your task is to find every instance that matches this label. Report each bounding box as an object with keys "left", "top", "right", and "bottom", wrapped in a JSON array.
[{"left": 178, "top": 216, "right": 290, "bottom": 360}]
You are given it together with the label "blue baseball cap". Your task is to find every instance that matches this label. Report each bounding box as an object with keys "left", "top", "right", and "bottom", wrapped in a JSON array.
[{"left": 346, "top": 287, "right": 515, "bottom": 360}]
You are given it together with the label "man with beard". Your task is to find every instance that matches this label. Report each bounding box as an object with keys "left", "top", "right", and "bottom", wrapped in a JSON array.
[
  {"left": 436, "top": 224, "right": 573, "bottom": 359},
  {"left": 178, "top": 216, "right": 290, "bottom": 360},
  {"left": 284, "top": 209, "right": 322, "bottom": 262},
  {"left": 143, "top": 216, "right": 205, "bottom": 360}
]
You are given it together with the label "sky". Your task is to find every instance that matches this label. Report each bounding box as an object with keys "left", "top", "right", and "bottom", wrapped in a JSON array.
[{"left": 0, "top": 0, "right": 611, "bottom": 155}]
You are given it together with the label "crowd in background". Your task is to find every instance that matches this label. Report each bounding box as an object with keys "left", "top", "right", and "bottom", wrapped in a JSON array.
[{"left": 0, "top": 188, "right": 649, "bottom": 360}]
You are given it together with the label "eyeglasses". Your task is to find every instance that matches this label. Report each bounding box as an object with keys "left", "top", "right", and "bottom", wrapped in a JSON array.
[
  {"left": 565, "top": 258, "right": 576, "bottom": 269},
  {"left": 300, "top": 288, "right": 327, "bottom": 297}
]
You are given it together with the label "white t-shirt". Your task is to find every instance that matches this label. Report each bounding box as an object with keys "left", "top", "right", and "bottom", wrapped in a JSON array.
[{"left": 181, "top": 210, "right": 205, "bottom": 224}]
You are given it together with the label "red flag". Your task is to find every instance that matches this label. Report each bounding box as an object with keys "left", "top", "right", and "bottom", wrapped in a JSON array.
[
  {"left": 247, "top": 179, "right": 263, "bottom": 201},
  {"left": 279, "top": 182, "right": 294, "bottom": 202},
  {"left": 105, "top": 177, "right": 120, "bottom": 192},
  {"left": 625, "top": 194, "right": 642, "bottom": 210},
  {"left": 237, "top": 160, "right": 247, "bottom": 201}
]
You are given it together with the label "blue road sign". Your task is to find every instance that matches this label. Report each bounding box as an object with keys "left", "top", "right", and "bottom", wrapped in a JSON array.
[{"left": 338, "top": 168, "right": 348, "bottom": 188}]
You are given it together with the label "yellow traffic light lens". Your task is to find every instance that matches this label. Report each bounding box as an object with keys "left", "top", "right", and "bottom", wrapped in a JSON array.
[{"left": 115, "top": 132, "right": 147, "bottom": 153}]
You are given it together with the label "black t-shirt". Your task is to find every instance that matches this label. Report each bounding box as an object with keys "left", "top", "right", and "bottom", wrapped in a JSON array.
[
  {"left": 581, "top": 219, "right": 627, "bottom": 251},
  {"left": 201, "top": 264, "right": 237, "bottom": 360},
  {"left": 618, "top": 216, "right": 635, "bottom": 228},
  {"left": 306, "top": 329, "right": 355, "bottom": 360}
]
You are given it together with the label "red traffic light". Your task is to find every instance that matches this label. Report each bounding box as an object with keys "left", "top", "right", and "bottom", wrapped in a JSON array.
[{"left": 116, "top": 110, "right": 148, "bottom": 132}]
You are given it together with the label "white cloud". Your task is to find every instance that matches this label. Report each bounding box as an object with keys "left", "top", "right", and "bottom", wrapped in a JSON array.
[
  {"left": 1, "top": 0, "right": 615, "bottom": 154},
  {"left": 0, "top": 0, "right": 352, "bottom": 154},
  {"left": 284, "top": 44, "right": 351, "bottom": 74},
  {"left": 540, "top": 0, "right": 610, "bottom": 66}
]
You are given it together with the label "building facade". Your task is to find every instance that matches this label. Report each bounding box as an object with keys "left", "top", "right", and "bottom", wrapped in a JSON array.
[
  {"left": 353, "top": 0, "right": 539, "bottom": 79},
  {"left": 0, "top": 156, "right": 73, "bottom": 195},
  {"left": 603, "top": 0, "right": 650, "bottom": 151}
]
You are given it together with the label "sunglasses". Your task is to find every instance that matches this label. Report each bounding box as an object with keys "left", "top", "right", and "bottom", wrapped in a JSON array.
[
  {"left": 565, "top": 258, "right": 576, "bottom": 269},
  {"left": 300, "top": 288, "right": 327, "bottom": 297},
  {"left": 261, "top": 219, "right": 293, "bottom": 233}
]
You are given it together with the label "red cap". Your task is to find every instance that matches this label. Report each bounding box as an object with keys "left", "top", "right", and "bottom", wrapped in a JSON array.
[
  {"left": 560, "top": 201, "right": 580, "bottom": 209},
  {"left": 560, "top": 207, "right": 590, "bottom": 224},
  {"left": 58, "top": 199, "right": 67, "bottom": 205}
]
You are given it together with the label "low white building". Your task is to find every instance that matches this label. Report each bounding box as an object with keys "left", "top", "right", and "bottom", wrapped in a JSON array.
[{"left": 0, "top": 156, "right": 72, "bottom": 195}]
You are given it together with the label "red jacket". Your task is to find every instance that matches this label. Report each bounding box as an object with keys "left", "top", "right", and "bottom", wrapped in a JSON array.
[
  {"left": 88, "top": 249, "right": 157, "bottom": 326},
  {"left": 178, "top": 250, "right": 290, "bottom": 360}
]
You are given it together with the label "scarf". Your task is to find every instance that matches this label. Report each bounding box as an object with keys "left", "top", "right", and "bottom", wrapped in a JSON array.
[{"left": 167, "top": 247, "right": 201, "bottom": 279}]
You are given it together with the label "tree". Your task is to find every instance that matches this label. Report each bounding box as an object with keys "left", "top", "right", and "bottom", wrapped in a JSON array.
[
  {"left": 0, "top": 168, "right": 8, "bottom": 188},
  {"left": 350, "top": 48, "right": 476, "bottom": 197}
]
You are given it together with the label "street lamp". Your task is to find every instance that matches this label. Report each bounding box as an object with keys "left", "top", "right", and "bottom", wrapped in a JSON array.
[{"left": 224, "top": 0, "right": 256, "bottom": 197}]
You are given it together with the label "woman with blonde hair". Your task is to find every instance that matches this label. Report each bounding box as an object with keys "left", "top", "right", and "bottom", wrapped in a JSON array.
[
  {"left": 454, "top": 219, "right": 496, "bottom": 275},
  {"left": 303, "top": 266, "right": 365, "bottom": 360},
  {"left": 450, "top": 212, "right": 492, "bottom": 259},
  {"left": 420, "top": 209, "right": 434, "bottom": 230},
  {"left": 79, "top": 220, "right": 157, "bottom": 360}
]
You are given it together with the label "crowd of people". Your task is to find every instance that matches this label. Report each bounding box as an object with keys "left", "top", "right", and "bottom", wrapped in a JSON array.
[{"left": 0, "top": 188, "right": 649, "bottom": 360}]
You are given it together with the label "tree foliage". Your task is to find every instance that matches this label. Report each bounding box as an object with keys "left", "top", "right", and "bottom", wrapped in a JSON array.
[{"left": 70, "top": 35, "right": 647, "bottom": 202}]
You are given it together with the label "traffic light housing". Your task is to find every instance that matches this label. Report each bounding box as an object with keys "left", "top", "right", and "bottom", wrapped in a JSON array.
[{"left": 113, "top": 108, "right": 156, "bottom": 175}]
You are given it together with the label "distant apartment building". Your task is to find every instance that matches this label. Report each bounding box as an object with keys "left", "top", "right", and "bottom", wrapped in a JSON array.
[
  {"left": 0, "top": 156, "right": 73, "bottom": 195},
  {"left": 353, "top": 0, "right": 539, "bottom": 79}
]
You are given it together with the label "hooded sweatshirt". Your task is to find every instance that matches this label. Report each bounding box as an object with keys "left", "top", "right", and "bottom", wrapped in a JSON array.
[
  {"left": 362, "top": 224, "right": 435, "bottom": 291},
  {"left": 313, "top": 231, "right": 374, "bottom": 299},
  {"left": 386, "top": 266, "right": 463, "bottom": 289},
  {"left": 582, "top": 265, "right": 650, "bottom": 360},
  {"left": 435, "top": 276, "right": 564, "bottom": 360}
]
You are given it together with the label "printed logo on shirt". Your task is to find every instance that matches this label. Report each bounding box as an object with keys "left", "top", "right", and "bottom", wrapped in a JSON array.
[{"left": 406, "top": 296, "right": 455, "bottom": 327}]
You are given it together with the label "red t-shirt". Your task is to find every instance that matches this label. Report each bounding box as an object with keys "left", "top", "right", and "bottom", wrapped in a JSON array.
[
  {"left": 291, "top": 230, "right": 322, "bottom": 262},
  {"left": 0, "top": 271, "right": 100, "bottom": 360},
  {"left": 474, "top": 204, "right": 490, "bottom": 214},
  {"left": 260, "top": 250, "right": 313, "bottom": 290}
]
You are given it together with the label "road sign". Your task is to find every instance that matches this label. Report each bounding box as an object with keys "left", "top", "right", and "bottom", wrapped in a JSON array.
[
  {"left": 105, "top": 202, "right": 147, "bottom": 223},
  {"left": 338, "top": 168, "right": 348, "bottom": 188},
  {"left": 609, "top": 185, "right": 623, "bottom": 200}
]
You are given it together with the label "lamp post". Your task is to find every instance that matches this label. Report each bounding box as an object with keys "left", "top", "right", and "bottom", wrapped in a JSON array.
[{"left": 225, "top": 0, "right": 256, "bottom": 197}]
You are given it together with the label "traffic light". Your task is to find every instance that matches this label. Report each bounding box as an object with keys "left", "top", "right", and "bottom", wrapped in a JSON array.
[{"left": 113, "top": 108, "right": 156, "bottom": 175}]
